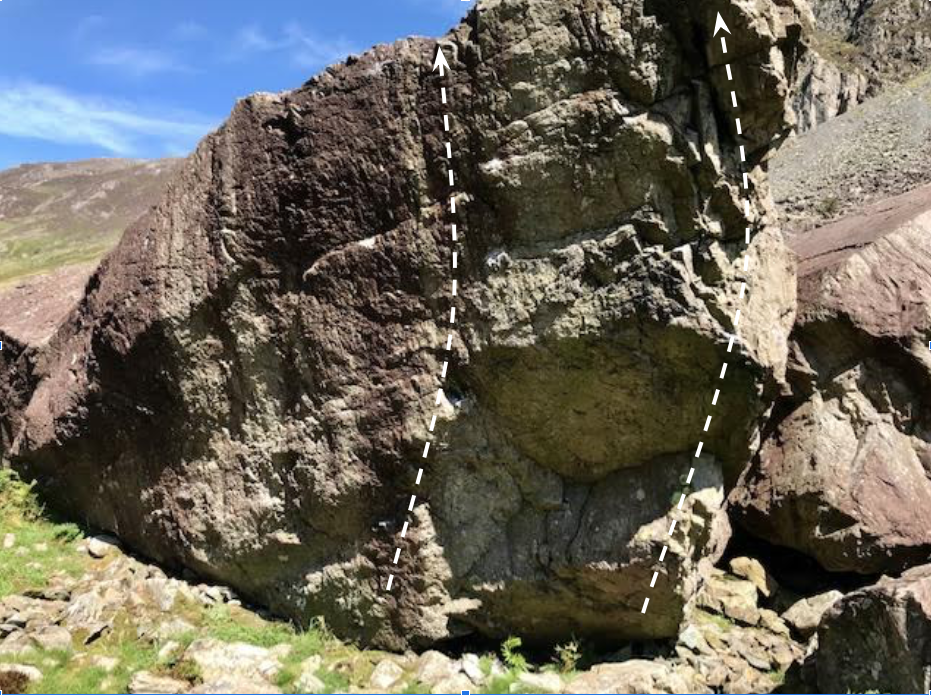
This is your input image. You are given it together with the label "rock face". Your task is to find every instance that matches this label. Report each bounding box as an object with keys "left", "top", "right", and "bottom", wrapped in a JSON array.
[
  {"left": 791, "top": 0, "right": 931, "bottom": 131},
  {"left": 815, "top": 564, "right": 931, "bottom": 693},
  {"left": 2, "top": 0, "right": 803, "bottom": 649},
  {"left": 731, "top": 184, "right": 931, "bottom": 574}
]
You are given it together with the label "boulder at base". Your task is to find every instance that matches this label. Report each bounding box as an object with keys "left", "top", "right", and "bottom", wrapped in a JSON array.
[
  {"left": 732, "top": 183, "right": 931, "bottom": 575},
  {"left": 816, "top": 564, "right": 931, "bottom": 693}
]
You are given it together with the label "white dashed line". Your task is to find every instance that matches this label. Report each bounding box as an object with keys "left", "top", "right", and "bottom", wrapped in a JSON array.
[
  {"left": 386, "top": 50, "right": 465, "bottom": 592},
  {"left": 642, "top": 16, "right": 757, "bottom": 613}
]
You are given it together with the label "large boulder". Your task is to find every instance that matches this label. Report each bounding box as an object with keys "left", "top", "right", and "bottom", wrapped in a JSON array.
[
  {"left": 731, "top": 185, "right": 931, "bottom": 574},
  {"left": 815, "top": 564, "right": 931, "bottom": 693},
  {"left": 4, "top": 0, "right": 802, "bottom": 648}
]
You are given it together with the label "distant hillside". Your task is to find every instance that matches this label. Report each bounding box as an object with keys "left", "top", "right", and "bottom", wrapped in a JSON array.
[
  {"left": 774, "top": 69, "right": 931, "bottom": 229},
  {"left": 0, "top": 158, "right": 180, "bottom": 286}
]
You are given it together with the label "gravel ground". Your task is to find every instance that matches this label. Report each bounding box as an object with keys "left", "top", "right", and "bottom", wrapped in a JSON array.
[{"left": 773, "top": 69, "right": 931, "bottom": 231}]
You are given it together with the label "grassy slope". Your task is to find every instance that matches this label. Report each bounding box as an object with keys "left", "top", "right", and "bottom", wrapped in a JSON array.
[{"left": 0, "top": 159, "right": 178, "bottom": 288}]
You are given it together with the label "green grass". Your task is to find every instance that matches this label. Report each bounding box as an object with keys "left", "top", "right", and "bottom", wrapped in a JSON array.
[
  {"left": 201, "top": 604, "right": 299, "bottom": 647},
  {"left": 0, "top": 231, "right": 115, "bottom": 287},
  {"left": 0, "top": 470, "right": 389, "bottom": 695},
  {"left": 0, "top": 470, "right": 88, "bottom": 600}
]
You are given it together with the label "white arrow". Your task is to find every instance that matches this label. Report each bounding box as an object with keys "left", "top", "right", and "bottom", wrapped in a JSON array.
[
  {"left": 713, "top": 12, "right": 731, "bottom": 37},
  {"left": 433, "top": 46, "right": 451, "bottom": 77}
]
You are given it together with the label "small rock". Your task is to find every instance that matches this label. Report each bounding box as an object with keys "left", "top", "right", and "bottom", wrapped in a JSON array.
[
  {"left": 185, "top": 638, "right": 285, "bottom": 684},
  {"left": 460, "top": 653, "right": 485, "bottom": 684},
  {"left": 432, "top": 673, "right": 474, "bottom": 695},
  {"left": 191, "top": 679, "right": 282, "bottom": 694},
  {"left": 157, "top": 641, "right": 181, "bottom": 662},
  {"left": 697, "top": 572, "right": 761, "bottom": 625},
  {"left": 783, "top": 590, "right": 843, "bottom": 638},
  {"left": 3, "top": 533, "right": 15, "bottom": 549},
  {"left": 146, "top": 578, "right": 179, "bottom": 612},
  {"left": 678, "top": 624, "right": 710, "bottom": 654},
  {"left": 296, "top": 655, "right": 324, "bottom": 692},
  {"left": 515, "top": 671, "right": 563, "bottom": 693},
  {"left": 128, "top": 671, "right": 188, "bottom": 694},
  {"left": 87, "top": 536, "right": 121, "bottom": 559},
  {"left": 758, "top": 608, "right": 791, "bottom": 637},
  {"left": 728, "top": 557, "right": 778, "bottom": 598},
  {"left": 369, "top": 659, "right": 405, "bottom": 690},
  {"left": 0, "top": 631, "right": 34, "bottom": 656},
  {"left": 0, "top": 663, "right": 43, "bottom": 684},
  {"left": 24, "top": 586, "right": 71, "bottom": 602},
  {"left": 31, "top": 625, "right": 73, "bottom": 651},
  {"left": 33, "top": 542, "right": 49, "bottom": 553},
  {"left": 296, "top": 672, "right": 325, "bottom": 693},
  {"left": 415, "top": 650, "right": 458, "bottom": 686}
]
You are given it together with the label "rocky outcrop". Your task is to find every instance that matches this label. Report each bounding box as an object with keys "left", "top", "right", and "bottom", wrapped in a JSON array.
[
  {"left": 2, "top": 0, "right": 804, "bottom": 649},
  {"left": 815, "top": 564, "right": 931, "bottom": 693},
  {"left": 791, "top": 47, "right": 869, "bottom": 132},
  {"left": 775, "top": 71, "right": 931, "bottom": 228},
  {"left": 731, "top": 184, "right": 931, "bottom": 574},
  {"left": 791, "top": 0, "right": 931, "bottom": 132}
]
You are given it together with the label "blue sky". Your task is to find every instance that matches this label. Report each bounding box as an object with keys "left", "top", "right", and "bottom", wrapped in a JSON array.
[{"left": 0, "top": 0, "right": 469, "bottom": 169}]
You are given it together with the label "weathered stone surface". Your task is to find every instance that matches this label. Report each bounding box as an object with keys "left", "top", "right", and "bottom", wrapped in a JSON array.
[
  {"left": 565, "top": 660, "right": 704, "bottom": 694},
  {"left": 696, "top": 571, "right": 760, "bottom": 626},
  {"left": 415, "top": 650, "right": 458, "bottom": 686},
  {"left": 732, "top": 190, "right": 931, "bottom": 574},
  {"left": 127, "top": 671, "right": 188, "bottom": 694},
  {"left": 368, "top": 659, "right": 405, "bottom": 690},
  {"left": 184, "top": 639, "right": 287, "bottom": 685},
  {"left": 815, "top": 565, "right": 931, "bottom": 693},
  {"left": 728, "top": 557, "right": 777, "bottom": 598},
  {"left": 86, "top": 535, "right": 121, "bottom": 560},
  {"left": 191, "top": 679, "right": 282, "bottom": 694},
  {"left": 4, "top": 0, "right": 802, "bottom": 649},
  {"left": 782, "top": 590, "right": 842, "bottom": 639}
]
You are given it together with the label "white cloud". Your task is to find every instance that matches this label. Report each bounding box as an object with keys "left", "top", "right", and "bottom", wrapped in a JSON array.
[
  {"left": 89, "top": 47, "right": 189, "bottom": 78},
  {"left": 231, "top": 23, "right": 358, "bottom": 71},
  {"left": 0, "top": 81, "right": 215, "bottom": 156}
]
